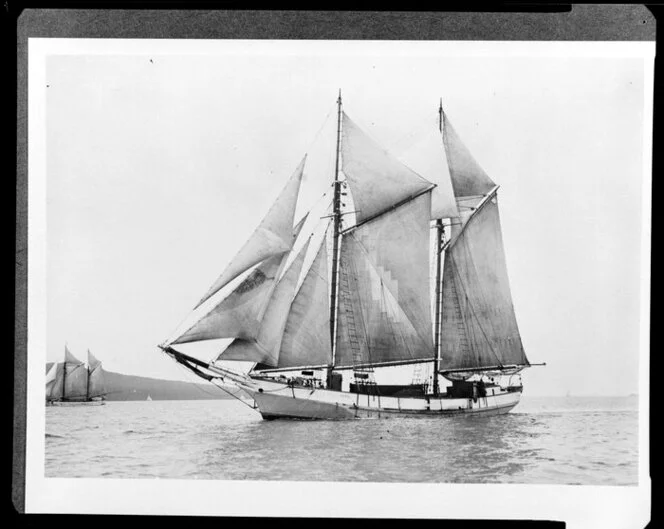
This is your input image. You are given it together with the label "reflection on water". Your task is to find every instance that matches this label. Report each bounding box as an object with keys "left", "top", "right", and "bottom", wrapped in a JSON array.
[{"left": 45, "top": 396, "right": 638, "bottom": 485}]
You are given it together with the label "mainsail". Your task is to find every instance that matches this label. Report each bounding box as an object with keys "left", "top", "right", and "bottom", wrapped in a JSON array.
[
  {"left": 440, "top": 195, "right": 528, "bottom": 371},
  {"left": 194, "top": 156, "right": 306, "bottom": 308}
]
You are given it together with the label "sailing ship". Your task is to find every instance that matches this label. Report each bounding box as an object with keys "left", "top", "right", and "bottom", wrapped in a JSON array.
[
  {"left": 46, "top": 346, "right": 107, "bottom": 406},
  {"left": 160, "top": 93, "right": 543, "bottom": 420}
]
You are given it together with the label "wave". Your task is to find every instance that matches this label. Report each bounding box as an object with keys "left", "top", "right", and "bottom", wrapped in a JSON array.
[{"left": 45, "top": 433, "right": 64, "bottom": 439}]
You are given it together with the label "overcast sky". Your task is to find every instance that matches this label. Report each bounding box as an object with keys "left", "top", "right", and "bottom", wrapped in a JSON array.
[{"left": 40, "top": 40, "right": 651, "bottom": 396}]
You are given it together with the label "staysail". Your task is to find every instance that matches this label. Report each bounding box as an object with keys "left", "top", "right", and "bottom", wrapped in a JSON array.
[
  {"left": 219, "top": 237, "right": 311, "bottom": 366},
  {"left": 172, "top": 215, "right": 309, "bottom": 344},
  {"left": 439, "top": 195, "right": 528, "bottom": 371},
  {"left": 194, "top": 156, "right": 306, "bottom": 308},
  {"left": 275, "top": 230, "right": 331, "bottom": 369}
]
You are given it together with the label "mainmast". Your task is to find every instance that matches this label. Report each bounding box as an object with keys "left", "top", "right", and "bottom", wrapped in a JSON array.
[
  {"left": 432, "top": 99, "right": 445, "bottom": 396},
  {"left": 328, "top": 90, "right": 343, "bottom": 384}
]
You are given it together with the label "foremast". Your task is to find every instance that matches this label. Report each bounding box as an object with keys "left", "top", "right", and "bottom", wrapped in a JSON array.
[
  {"left": 432, "top": 99, "right": 445, "bottom": 396},
  {"left": 327, "top": 90, "right": 343, "bottom": 386}
]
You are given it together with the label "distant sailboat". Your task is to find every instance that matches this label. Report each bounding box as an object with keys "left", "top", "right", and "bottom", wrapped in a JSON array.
[
  {"left": 160, "top": 93, "right": 544, "bottom": 419},
  {"left": 46, "top": 346, "right": 107, "bottom": 406},
  {"left": 146, "top": 394, "right": 153, "bottom": 401}
]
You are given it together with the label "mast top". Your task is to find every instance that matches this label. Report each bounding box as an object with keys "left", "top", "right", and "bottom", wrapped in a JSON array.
[{"left": 338, "top": 89, "right": 342, "bottom": 105}]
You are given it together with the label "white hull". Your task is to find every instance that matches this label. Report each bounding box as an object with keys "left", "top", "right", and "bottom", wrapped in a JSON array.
[
  {"left": 241, "top": 379, "right": 521, "bottom": 420},
  {"left": 47, "top": 400, "right": 106, "bottom": 407}
]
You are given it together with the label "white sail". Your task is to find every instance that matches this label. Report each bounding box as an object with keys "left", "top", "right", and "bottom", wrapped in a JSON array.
[
  {"left": 335, "top": 192, "right": 434, "bottom": 367},
  {"left": 172, "top": 217, "right": 309, "bottom": 345},
  {"left": 398, "top": 124, "right": 459, "bottom": 220},
  {"left": 442, "top": 111, "right": 495, "bottom": 202},
  {"left": 194, "top": 156, "right": 306, "bottom": 308},
  {"left": 276, "top": 232, "right": 331, "bottom": 369},
  {"left": 87, "top": 350, "right": 106, "bottom": 398},
  {"left": 45, "top": 363, "right": 63, "bottom": 401},
  {"left": 440, "top": 196, "right": 528, "bottom": 371},
  {"left": 220, "top": 237, "right": 311, "bottom": 366},
  {"left": 341, "top": 113, "right": 434, "bottom": 224},
  {"left": 64, "top": 363, "right": 88, "bottom": 399}
]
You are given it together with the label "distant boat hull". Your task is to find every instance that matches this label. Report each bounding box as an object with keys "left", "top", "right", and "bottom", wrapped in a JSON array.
[
  {"left": 242, "top": 379, "right": 521, "bottom": 420},
  {"left": 47, "top": 399, "right": 106, "bottom": 407}
]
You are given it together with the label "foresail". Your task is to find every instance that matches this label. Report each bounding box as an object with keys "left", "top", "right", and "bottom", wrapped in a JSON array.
[
  {"left": 194, "top": 156, "right": 306, "bottom": 308},
  {"left": 341, "top": 113, "right": 434, "bottom": 224},
  {"left": 439, "top": 197, "right": 527, "bottom": 371},
  {"left": 442, "top": 111, "right": 495, "bottom": 200},
  {"left": 398, "top": 125, "right": 458, "bottom": 220},
  {"left": 220, "top": 238, "right": 311, "bottom": 366},
  {"left": 276, "top": 232, "right": 331, "bottom": 369},
  {"left": 335, "top": 192, "right": 434, "bottom": 367}
]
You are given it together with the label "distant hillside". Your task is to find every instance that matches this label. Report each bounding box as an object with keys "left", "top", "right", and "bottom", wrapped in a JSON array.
[{"left": 45, "top": 363, "right": 236, "bottom": 401}]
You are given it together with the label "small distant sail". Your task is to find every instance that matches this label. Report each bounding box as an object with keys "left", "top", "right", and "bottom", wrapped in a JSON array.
[
  {"left": 64, "top": 345, "right": 83, "bottom": 365},
  {"left": 87, "top": 349, "right": 106, "bottom": 398},
  {"left": 442, "top": 111, "right": 495, "bottom": 201},
  {"left": 194, "top": 156, "right": 306, "bottom": 308},
  {"left": 440, "top": 197, "right": 528, "bottom": 371},
  {"left": 64, "top": 363, "right": 88, "bottom": 399},
  {"left": 398, "top": 125, "right": 459, "bottom": 220},
  {"left": 276, "top": 231, "right": 331, "bottom": 369},
  {"left": 335, "top": 192, "right": 434, "bottom": 367},
  {"left": 220, "top": 237, "right": 311, "bottom": 366},
  {"left": 87, "top": 349, "right": 102, "bottom": 370},
  {"left": 172, "top": 217, "right": 308, "bottom": 345},
  {"left": 45, "top": 363, "right": 64, "bottom": 401},
  {"left": 341, "top": 113, "right": 434, "bottom": 224}
]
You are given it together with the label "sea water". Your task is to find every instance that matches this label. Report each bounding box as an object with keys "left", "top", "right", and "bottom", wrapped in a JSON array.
[{"left": 45, "top": 395, "right": 639, "bottom": 485}]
